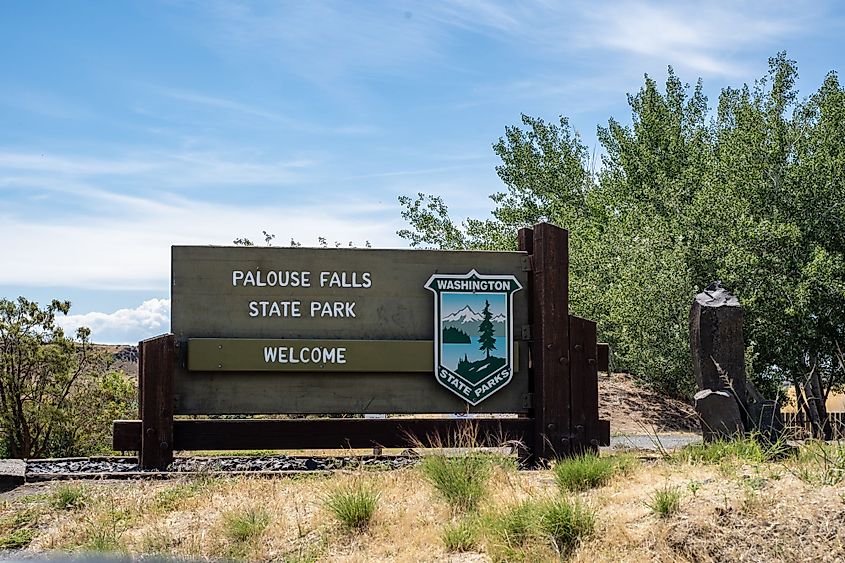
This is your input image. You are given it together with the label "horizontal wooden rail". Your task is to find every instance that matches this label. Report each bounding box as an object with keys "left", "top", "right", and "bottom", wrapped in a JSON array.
[{"left": 114, "top": 418, "right": 534, "bottom": 452}]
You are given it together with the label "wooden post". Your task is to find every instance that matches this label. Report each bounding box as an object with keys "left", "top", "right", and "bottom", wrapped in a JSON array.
[
  {"left": 569, "top": 315, "right": 600, "bottom": 453},
  {"left": 530, "top": 223, "right": 571, "bottom": 461},
  {"left": 516, "top": 227, "right": 535, "bottom": 464},
  {"left": 139, "top": 334, "right": 176, "bottom": 470}
]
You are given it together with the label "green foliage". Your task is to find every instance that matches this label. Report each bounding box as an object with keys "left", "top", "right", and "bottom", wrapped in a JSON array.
[
  {"left": 442, "top": 518, "right": 480, "bottom": 552},
  {"left": 398, "top": 54, "right": 845, "bottom": 399},
  {"left": 51, "top": 483, "right": 86, "bottom": 510},
  {"left": 419, "top": 453, "right": 494, "bottom": 512},
  {"left": 0, "top": 297, "right": 96, "bottom": 458},
  {"left": 0, "top": 296, "right": 138, "bottom": 458},
  {"left": 323, "top": 481, "right": 379, "bottom": 530},
  {"left": 51, "top": 370, "right": 137, "bottom": 457},
  {"left": 222, "top": 506, "right": 271, "bottom": 543},
  {"left": 645, "top": 485, "right": 681, "bottom": 518},
  {"left": 552, "top": 453, "right": 618, "bottom": 492}
]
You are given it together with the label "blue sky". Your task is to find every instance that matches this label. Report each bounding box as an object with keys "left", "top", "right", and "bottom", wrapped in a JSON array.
[{"left": 1, "top": 1, "right": 843, "bottom": 343}]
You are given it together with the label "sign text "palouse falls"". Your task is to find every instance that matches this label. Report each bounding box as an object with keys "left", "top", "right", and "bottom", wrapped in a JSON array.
[{"left": 231, "top": 269, "right": 372, "bottom": 319}]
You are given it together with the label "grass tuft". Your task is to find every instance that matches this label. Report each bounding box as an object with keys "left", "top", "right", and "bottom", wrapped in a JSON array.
[
  {"left": 646, "top": 485, "right": 681, "bottom": 518},
  {"left": 789, "top": 440, "right": 845, "bottom": 486},
  {"left": 419, "top": 453, "right": 494, "bottom": 512},
  {"left": 323, "top": 481, "right": 379, "bottom": 530},
  {"left": 675, "top": 436, "right": 788, "bottom": 465},
  {"left": 0, "top": 528, "right": 34, "bottom": 549},
  {"left": 51, "top": 483, "right": 86, "bottom": 510},
  {"left": 484, "top": 499, "right": 595, "bottom": 561},
  {"left": 0, "top": 507, "right": 39, "bottom": 549},
  {"left": 553, "top": 453, "right": 618, "bottom": 492},
  {"left": 538, "top": 498, "right": 595, "bottom": 554},
  {"left": 223, "top": 506, "right": 271, "bottom": 544},
  {"left": 442, "top": 519, "right": 479, "bottom": 552}
]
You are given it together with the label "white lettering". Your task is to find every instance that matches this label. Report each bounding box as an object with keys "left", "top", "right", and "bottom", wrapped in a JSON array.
[
  {"left": 263, "top": 346, "right": 347, "bottom": 365},
  {"left": 232, "top": 270, "right": 244, "bottom": 286},
  {"left": 248, "top": 301, "right": 301, "bottom": 317}
]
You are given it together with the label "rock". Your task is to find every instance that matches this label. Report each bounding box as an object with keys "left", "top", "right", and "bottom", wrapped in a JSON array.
[
  {"left": 0, "top": 459, "right": 25, "bottom": 492},
  {"left": 747, "top": 399, "right": 785, "bottom": 443},
  {"left": 689, "top": 282, "right": 747, "bottom": 408},
  {"left": 694, "top": 389, "right": 745, "bottom": 442}
]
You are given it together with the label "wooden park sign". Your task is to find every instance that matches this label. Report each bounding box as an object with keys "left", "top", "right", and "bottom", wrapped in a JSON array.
[{"left": 113, "top": 223, "right": 609, "bottom": 469}]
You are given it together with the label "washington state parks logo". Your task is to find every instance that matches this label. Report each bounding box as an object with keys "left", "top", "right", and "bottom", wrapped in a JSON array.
[{"left": 425, "top": 270, "right": 522, "bottom": 405}]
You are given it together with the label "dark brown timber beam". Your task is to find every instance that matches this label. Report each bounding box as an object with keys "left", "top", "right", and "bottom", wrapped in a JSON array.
[{"left": 114, "top": 418, "right": 533, "bottom": 452}]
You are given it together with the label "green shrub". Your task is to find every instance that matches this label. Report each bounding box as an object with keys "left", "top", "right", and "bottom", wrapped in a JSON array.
[
  {"left": 323, "top": 481, "right": 379, "bottom": 530},
  {"left": 419, "top": 453, "right": 493, "bottom": 512},
  {"left": 223, "top": 507, "right": 271, "bottom": 543},
  {"left": 646, "top": 485, "right": 681, "bottom": 518},
  {"left": 442, "top": 519, "right": 479, "bottom": 552},
  {"left": 51, "top": 483, "right": 86, "bottom": 510},
  {"left": 553, "top": 453, "right": 617, "bottom": 492}
]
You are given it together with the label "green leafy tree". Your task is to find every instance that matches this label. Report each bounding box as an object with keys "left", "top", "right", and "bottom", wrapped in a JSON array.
[
  {"left": 0, "top": 297, "right": 95, "bottom": 458},
  {"left": 398, "top": 53, "right": 845, "bottom": 412},
  {"left": 478, "top": 300, "right": 497, "bottom": 359}
]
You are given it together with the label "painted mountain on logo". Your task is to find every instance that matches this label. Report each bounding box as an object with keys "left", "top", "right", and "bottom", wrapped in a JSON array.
[{"left": 441, "top": 305, "right": 505, "bottom": 334}]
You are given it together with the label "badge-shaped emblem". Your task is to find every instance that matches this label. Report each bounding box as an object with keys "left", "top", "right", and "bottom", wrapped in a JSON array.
[{"left": 425, "top": 270, "right": 522, "bottom": 405}]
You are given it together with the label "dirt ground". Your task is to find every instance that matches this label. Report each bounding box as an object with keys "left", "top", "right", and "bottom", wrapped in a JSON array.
[{"left": 598, "top": 372, "right": 698, "bottom": 434}]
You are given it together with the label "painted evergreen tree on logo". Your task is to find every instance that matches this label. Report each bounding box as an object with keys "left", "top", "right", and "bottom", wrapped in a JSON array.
[{"left": 478, "top": 299, "right": 497, "bottom": 358}]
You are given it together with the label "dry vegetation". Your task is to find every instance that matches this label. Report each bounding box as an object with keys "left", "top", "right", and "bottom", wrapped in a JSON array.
[{"left": 2, "top": 440, "right": 844, "bottom": 562}]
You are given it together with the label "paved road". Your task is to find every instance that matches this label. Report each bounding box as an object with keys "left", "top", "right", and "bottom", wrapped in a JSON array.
[{"left": 606, "top": 433, "right": 701, "bottom": 452}]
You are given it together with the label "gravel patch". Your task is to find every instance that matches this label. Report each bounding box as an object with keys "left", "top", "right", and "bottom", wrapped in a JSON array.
[{"left": 24, "top": 453, "right": 421, "bottom": 477}]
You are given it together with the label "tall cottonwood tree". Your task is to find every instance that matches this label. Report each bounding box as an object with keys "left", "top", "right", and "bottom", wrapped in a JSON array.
[{"left": 399, "top": 54, "right": 845, "bottom": 417}]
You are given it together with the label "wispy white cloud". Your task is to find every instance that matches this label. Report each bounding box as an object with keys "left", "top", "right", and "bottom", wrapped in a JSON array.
[
  {"left": 0, "top": 184, "right": 402, "bottom": 289},
  {"left": 576, "top": 1, "right": 805, "bottom": 77},
  {"left": 429, "top": 0, "right": 820, "bottom": 77},
  {"left": 155, "top": 88, "right": 379, "bottom": 136},
  {"left": 0, "top": 149, "right": 316, "bottom": 188},
  {"left": 56, "top": 298, "right": 170, "bottom": 344}
]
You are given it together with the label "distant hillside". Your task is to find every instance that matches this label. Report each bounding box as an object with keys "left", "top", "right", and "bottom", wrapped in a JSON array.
[{"left": 94, "top": 344, "right": 139, "bottom": 377}]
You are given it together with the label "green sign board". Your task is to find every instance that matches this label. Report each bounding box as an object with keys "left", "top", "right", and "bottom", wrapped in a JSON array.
[{"left": 171, "top": 246, "right": 530, "bottom": 414}]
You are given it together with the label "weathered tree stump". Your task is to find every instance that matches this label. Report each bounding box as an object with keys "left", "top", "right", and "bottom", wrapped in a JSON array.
[
  {"left": 690, "top": 282, "right": 746, "bottom": 405},
  {"left": 694, "top": 389, "right": 745, "bottom": 442}
]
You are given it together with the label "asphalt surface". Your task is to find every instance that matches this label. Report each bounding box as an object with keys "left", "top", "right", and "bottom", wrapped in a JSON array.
[{"left": 607, "top": 433, "right": 701, "bottom": 452}]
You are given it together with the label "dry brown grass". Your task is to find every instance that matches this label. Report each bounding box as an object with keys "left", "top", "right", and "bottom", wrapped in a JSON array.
[{"left": 3, "top": 448, "right": 844, "bottom": 562}]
